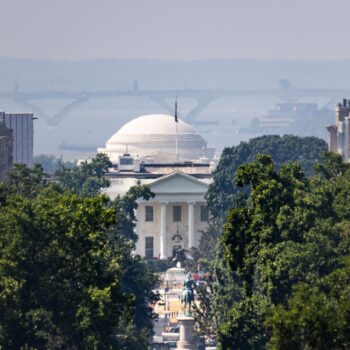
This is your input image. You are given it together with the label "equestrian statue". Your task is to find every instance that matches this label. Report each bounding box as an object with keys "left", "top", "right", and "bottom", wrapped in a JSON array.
[{"left": 181, "top": 274, "right": 195, "bottom": 315}]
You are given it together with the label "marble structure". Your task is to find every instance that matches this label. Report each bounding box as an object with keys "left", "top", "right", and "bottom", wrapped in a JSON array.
[
  {"left": 99, "top": 113, "right": 215, "bottom": 259},
  {"left": 176, "top": 315, "right": 197, "bottom": 350},
  {"left": 98, "top": 113, "right": 215, "bottom": 163},
  {"left": 104, "top": 156, "right": 212, "bottom": 259}
]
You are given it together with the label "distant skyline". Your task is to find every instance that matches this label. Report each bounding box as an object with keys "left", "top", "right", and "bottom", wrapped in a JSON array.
[{"left": 1, "top": 0, "right": 350, "bottom": 61}]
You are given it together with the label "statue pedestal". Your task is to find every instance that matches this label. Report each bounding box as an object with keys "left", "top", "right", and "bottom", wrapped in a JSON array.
[{"left": 176, "top": 315, "right": 197, "bottom": 350}]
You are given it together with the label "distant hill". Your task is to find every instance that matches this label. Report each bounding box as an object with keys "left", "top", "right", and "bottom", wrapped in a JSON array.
[{"left": 1, "top": 57, "right": 350, "bottom": 91}]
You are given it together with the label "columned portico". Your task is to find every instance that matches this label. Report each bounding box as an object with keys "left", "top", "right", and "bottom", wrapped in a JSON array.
[
  {"left": 188, "top": 201, "right": 195, "bottom": 249},
  {"left": 134, "top": 172, "right": 211, "bottom": 259},
  {"left": 160, "top": 201, "right": 168, "bottom": 259}
]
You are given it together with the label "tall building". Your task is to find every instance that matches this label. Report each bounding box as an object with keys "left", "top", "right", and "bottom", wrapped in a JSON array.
[
  {"left": 0, "top": 122, "right": 13, "bottom": 182},
  {"left": 0, "top": 112, "right": 34, "bottom": 167}
]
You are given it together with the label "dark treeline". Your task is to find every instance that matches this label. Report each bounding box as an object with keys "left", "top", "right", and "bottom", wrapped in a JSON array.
[
  {"left": 193, "top": 135, "right": 350, "bottom": 349},
  {"left": 3, "top": 135, "right": 350, "bottom": 349},
  {"left": 0, "top": 155, "right": 158, "bottom": 349}
]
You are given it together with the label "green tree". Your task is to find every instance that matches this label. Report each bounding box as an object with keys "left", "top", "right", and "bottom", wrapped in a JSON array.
[
  {"left": 268, "top": 256, "right": 350, "bottom": 350},
  {"left": 56, "top": 153, "right": 112, "bottom": 197},
  {"left": 0, "top": 165, "right": 158, "bottom": 349},
  {"left": 206, "top": 135, "right": 327, "bottom": 226},
  {"left": 219, "top": 294, "right": 269, "bottom": 350},
  {"left": 112, "top": 183, "right": 154, "bottom": 241},
  {"left": 34, "top": 155, "right": 75, "bottom": 174},
  {"left": 6, "top": 163, "right": 48, "bottom": 197},
  {"left": 192, "top": 258, "right": 242, "bottom": 344},
  {"left": 217, "top": 153, "right": 350, "bottom": 349}
]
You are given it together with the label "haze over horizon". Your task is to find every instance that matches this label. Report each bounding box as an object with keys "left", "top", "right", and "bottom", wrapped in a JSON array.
[
  {"left": 1, "top": 0, "right": 347, "bottom": 156},
  {"left": 2, "top": 0, "right": 350, "bottom": 61}
]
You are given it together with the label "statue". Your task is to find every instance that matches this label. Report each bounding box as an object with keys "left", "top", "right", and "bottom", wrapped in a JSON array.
[{"left": 181, "top": 274, "right": 195, "bottom": 315}]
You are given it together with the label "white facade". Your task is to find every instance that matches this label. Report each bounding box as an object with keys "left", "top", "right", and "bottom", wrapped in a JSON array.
[
  {"left": 99, "top": 113, "right": 214, "bottom": 259},
  {"left": 105, "top": 171, "right": 211, "bottom": 259},
  {"left": 0, "top": 112, "right": 34, "bottom": 167}
]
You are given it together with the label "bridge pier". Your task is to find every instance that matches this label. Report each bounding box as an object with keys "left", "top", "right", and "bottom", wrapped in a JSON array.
[
  {"left": 185, "top": 96, "right": 218, "bottom": 123},
  {"left": 149, "top": 95, "right": 218, "bottom": 124},
  {"left": 13, "top": 96, "right": 89, "bottom": 126}
]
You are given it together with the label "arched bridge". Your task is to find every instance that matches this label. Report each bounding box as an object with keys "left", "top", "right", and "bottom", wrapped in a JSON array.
[{"left": 1, "top": 83, "right": 350, "bottom": 126}]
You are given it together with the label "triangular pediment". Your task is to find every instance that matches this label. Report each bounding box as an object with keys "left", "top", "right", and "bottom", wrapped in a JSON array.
[{"left": 149, "top": 171, "right": 209, "bottom": 194}]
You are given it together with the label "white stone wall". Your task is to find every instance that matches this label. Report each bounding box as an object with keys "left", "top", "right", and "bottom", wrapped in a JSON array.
[
  {"left": 104, "top": 171, "right": 212, "bottom": 259},
  {"left": 135, "top": 201, "right": 209, "bottom": 258},
  {"left": 103, "top": 177, "right": 154, "bottom": 199}
]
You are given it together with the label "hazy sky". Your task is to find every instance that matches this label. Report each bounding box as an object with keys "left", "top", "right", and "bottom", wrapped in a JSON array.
[{"left": 1, "top": 0, "right": 350, "bottom": 61}]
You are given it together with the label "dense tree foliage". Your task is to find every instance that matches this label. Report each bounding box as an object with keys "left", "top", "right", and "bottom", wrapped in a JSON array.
[
  {"left": 193, "top": 258, "right": 241, "bottom": 342},
  {"left": 0, "top": 158, "right": 158, "bottom": 349},
  {"left": 217, "top": 152, "right": 350, "bottom": 349},
  {"left": 192, "top": 136, "right": 327, "bottom": 346},
  {"left": 191, "top": 136, "right": 328, "bottom": 335},
  {"left": 206, "top": 135, "right": 327, "bottom": 225},
  {"left": 56, "top": 153, "right": 112, "bottom": 197}
]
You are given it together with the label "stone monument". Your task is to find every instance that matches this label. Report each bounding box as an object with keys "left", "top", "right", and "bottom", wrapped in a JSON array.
[{"left": 177, "top": 275, "right": 197, "bottom": 350}]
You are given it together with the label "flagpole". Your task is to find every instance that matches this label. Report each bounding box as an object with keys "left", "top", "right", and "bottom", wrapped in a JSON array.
[
  {"left": 176, "top": 121, "right": 178, "bottom": 162},
  {"left": 175, "top": 96, "right": 179, "bottom": 162}
]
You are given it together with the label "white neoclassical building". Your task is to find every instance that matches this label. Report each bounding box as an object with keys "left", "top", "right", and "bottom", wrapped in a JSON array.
[
  {"left": 104, "top": 159, "right": 212, "bottom": 259},
  {"left": 99, "top": 113, "right": 215, "bottom": 259},
  {"left": 134, "top": 172, "right": 210, "bottom": 259}
]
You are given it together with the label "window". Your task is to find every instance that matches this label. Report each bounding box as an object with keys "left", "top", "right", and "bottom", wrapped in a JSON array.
[
  {"left": 111, "top": 179, "right": 123, "bottom": 185},
  {"left": 200, "top": 205, "right": 209, "bottom": 222},
  {"left": 120, "top": 158, "right": 133, "bottom": 165},
  {"left": 145, "top": 206, "right": 154, "bottom": 222},
  {"left": 145, "top": 237, "right": 154, "bottom": 258},
  {"left": 173, "top": 205, "right": 182, "bottom": 222}
]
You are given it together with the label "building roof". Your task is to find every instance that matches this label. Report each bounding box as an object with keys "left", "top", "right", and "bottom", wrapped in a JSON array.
[
  {"left": 149, "top": 170, "right": 210, "bottom": 189},
  {"left": 110, "top": 114, "right": 194, "bottom": 137},
  {"left": 105, "top": 114, "right": 205, "bottom": 146},
  {"left": 98, "top": 113, "right": 215, "bottom": 163},
  {"left": 106, "top": 161, "right": 213, "bottom": 180}
]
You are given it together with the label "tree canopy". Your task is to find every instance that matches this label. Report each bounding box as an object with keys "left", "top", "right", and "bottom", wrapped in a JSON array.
[
  {"left": 0, "top": 157, "right": 158, "bottom": 349},
  {"left": 56, "top": 153, "right": 112, "bottom": 197},
  {"left": 217, "top": 152, "right": 350, "bottom": 349},
  {"left": 206, "top": 135, "right": 327, "bottom": 225}
]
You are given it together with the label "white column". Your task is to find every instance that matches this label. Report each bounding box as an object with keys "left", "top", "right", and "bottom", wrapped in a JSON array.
[
  {"left": 188, "top": 201, "right": 195, "bottom": 249},
  {"left": 160, "top": 202, "right": 168, "bottom": 259}
]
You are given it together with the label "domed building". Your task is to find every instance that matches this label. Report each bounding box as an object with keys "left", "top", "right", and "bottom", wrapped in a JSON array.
[
  {"left": 99, "top": 113, "right": 215, "bottom": 260},
  {"left": 98, "top": 114, "right": 215, "bottom": 162}
]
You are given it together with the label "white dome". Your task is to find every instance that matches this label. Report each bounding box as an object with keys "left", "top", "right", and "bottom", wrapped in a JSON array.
[
  {"left": 110, "top": 114, "right": 195, "bottom": 138},
  {"left": 98, "top": 114, "right": 212, "bottom": 163}
]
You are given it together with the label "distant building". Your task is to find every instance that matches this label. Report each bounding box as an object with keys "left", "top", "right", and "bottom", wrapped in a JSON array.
[
  {"left": 98, "top": 114, "right": 215, "bottom": 163},
  {"left": 0, "top": 122, "right": 13, "bottom": 182},
  {"left": 98, "top": 113, "right": 217, "bottom": 259},
  {"left": 0, "top": 111, "right": 34, "bottom": 167},
  {"left": 327, "top": 99, "right": 350, "bottom": 161},
  {"left": 243, "top": 102, "right": 318, "bottom": 133},
  {"left": 104, "top": 154, "right": 212, "bottom": 259}
]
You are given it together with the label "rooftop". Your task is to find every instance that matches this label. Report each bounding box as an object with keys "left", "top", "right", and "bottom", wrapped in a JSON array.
[{"left": 106, "top": 161, "right": 213, "bottom": 179}]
